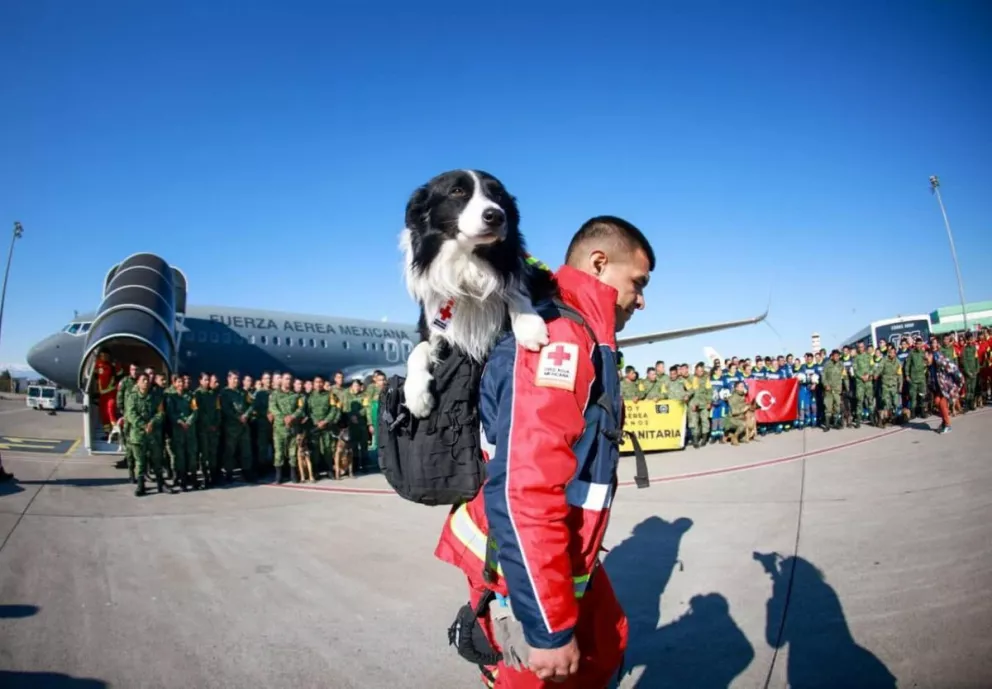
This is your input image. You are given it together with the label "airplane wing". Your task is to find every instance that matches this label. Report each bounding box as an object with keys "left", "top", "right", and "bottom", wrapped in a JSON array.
[{"left": 616, "top": 309, "right": 768, "bottom": 349}]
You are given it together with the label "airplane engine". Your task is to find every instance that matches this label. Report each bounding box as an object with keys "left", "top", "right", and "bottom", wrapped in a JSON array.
[{"left": 78, "top": 252, "right": 186, "bottom": 391}]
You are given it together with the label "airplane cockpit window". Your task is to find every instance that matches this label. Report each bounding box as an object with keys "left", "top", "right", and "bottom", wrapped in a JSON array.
[
  {"left": 67, "top": 323, "right": 81, "bottom": 334},
  {"left": 80, "top": 322, "right": 91, "bottom": 333}
]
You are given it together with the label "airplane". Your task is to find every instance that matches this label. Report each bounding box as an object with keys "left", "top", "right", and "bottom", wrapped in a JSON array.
[{"left": 26, "top": 252, "right": 768, "bottom": 454}]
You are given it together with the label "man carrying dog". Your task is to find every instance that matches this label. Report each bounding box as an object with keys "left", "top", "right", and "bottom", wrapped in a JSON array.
[{"left": 434, "top": 216, "right": 655, "bottom": 688}]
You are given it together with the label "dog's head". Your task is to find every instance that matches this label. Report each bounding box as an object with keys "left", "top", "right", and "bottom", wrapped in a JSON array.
[
  {"left": 338, "top": 427, "right": 351, "bottom": 444},
  {"left": 400, "top": 169, "right": 523, "bottom": 299}
]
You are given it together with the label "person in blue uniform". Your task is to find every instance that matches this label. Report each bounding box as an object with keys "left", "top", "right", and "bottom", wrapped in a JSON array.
[{"left": 709, "top": 362, "right": 727, "bottom": 441}]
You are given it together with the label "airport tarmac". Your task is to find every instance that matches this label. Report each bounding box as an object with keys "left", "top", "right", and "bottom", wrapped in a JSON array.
[{"left": 0, "top": 397, "right": 990, "bottom": 689}]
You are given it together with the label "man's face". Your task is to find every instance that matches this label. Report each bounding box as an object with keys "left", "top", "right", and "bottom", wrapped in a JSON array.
[
  {"left": 304, "top": 381, "right": 313, "bottom": 393},
  {"left": 262, "top": 373, "right": 271, "bottom": 388},
  {"left": 129, "top": 365, "right": 138, "bottom": 378},
  {"left": 137, "top": 375, "right": 149, "bottom": 393},
  {"left": 888, "top": 348, "right": 896, "bottom": 359},
  {"left": 294, "top": 379, "right": 303, "bottom": 393},
  {"left": 282, "top": 378, "right": 292, "bottom": 392},
  {"left": 210, "top": 375, "right": 219, "bottom": 389},
  {"left": 243, "top": 376, "right": 253, "bottom": 390},
  {"left": 227, "top": 373, "right": 238, "bottom": 388},
  {"left": 174, "top": 378, "right": 184, "bottom": 394},
  {"left": 646, "top": 369, "right": 657, "bottom": 381},
  {"left": 313, "top": 376, "right": 324, "bottom": 392},
  {"left": 593, "top": 248, "right": 651, "bottom": 332},
  {"left": 334, "top": 373, "right": 343, "bottom": 386}
]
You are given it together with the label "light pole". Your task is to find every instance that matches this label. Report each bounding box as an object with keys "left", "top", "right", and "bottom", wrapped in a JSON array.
[
  {"left": 929, "top": 175, "right": 968, "bottom": 331},
  {"left": 0, "top": 221, "right": 24, "bottom": 349}
]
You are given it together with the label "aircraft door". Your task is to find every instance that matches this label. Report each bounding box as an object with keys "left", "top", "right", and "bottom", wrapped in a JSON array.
[{"left": 384, "top": 338, "right": 399, "bottom": 363}]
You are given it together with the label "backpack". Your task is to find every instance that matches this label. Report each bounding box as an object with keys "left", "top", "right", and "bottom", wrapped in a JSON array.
[{"left": 377, "top": 299, "right": 649, "bottom": 507}]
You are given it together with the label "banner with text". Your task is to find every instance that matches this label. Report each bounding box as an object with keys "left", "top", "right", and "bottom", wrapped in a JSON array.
[
  {"left": 745, "top": 378, "right": 799, "bottom": 423},
  {"left": 620, "top": 399, "right": 687, "bottom": 453}
]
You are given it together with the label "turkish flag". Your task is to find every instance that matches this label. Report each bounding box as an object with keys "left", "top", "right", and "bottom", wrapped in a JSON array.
[{"left": 746, "top": 378, "right": 799, "bottom": 423}]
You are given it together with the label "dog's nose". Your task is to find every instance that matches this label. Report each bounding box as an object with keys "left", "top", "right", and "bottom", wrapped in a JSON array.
[{"left": 482, "top": 207, "right": 505, "bottom": 226}]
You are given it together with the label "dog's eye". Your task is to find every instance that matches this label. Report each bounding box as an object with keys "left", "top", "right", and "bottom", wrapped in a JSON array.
[{"left": 450, "top": 187, "right": 466, "bottom": 197}]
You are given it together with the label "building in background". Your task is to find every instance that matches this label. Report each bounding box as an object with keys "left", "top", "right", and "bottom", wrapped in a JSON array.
[{"left": 929, "top": 301, "right": 992, "bottom": 335}]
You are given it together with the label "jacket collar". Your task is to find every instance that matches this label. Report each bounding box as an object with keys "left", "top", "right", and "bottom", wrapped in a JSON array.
[{"left": 553, "top": 265, "right": 618, "bottom": 349}]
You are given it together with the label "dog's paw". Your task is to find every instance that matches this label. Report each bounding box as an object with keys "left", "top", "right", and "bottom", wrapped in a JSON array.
[
  {"left": 512, "top": 312, "right": 549, "bottom": 352},
  {"left": 404, "top": 373, "right": 435, "bottom": 418}
]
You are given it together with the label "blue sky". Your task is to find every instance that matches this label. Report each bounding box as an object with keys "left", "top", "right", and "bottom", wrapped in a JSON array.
[{"left": 1, "top": 1, "right": 990, "bottom": 375}]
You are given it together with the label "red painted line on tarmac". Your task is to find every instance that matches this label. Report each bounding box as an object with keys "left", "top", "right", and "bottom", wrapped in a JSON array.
[
  {"left": 615, "top": 426, "right": 907, "bottom": 488},
  {"left": 265, "top": 426, "right": 913, "bottom": 496}
]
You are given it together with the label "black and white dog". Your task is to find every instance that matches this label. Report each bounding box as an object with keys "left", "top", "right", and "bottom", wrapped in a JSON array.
[{"left": 400, "top": 169, "right": 556, "bottom": 418}]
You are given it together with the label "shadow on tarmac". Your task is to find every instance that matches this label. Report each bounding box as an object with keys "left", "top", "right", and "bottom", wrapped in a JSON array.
[
  {"left": 0, "top": 672, "right": 108, "bottom": 688},
  {"left": 604, "top": 516, "right": 755, "bottom": 688},
  {"left": 756, "top": 552, "right": 897, "bottom": 689},
  {"left": 0, "top": 604, "right": 40, "bottom": 618}
]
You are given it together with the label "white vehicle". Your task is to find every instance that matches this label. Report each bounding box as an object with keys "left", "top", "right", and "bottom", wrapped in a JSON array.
[{"left": 26, "top": 384, "right": 67, "bottom": 411}]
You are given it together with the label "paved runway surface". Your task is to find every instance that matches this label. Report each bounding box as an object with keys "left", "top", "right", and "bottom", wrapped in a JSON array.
[{"left": 0, "top": 397, "right": 990, "bottom": 688}]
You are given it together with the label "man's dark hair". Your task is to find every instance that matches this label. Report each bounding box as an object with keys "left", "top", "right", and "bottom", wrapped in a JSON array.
[{"left": 565, "top": 215, "right": 656, "bottom": 271}]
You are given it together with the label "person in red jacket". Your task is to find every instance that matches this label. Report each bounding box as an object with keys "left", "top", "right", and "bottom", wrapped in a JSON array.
[
  {"left": 95, "top": 351, "right": 118, "bottom": 434},
  {"left": 434, "top": 216, "right": 655, "bottom": 688}
]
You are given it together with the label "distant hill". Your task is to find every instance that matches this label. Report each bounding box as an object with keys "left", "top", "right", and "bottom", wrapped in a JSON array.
[{"left": 0, "top": 363, "right": 41, "bottom": 380}]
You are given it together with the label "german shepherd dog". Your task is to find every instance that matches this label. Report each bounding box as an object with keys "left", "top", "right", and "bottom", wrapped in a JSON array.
[
  {"left": 333, "top": 428, "right": 354, "bottom": 480},
  {"left": 743, "top": 403, "right": 758, "bottom": 443},
  {"left": 295, "top": 433, "right": 315, "bottom": 483}
]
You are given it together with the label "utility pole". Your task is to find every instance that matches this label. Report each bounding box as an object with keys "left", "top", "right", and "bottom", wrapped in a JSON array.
[
  {"left": 929, "top": 176, "right": 968, "bottom": 331},
  {"left": 0, "top": 221, "right": 24, "bottom": 349}
]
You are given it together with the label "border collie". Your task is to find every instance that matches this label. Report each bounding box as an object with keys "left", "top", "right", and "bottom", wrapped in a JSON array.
[{"left": 399, "top": 169, "right": 556, "bottom": 418}]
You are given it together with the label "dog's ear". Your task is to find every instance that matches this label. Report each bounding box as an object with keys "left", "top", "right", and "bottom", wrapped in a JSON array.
[{"left": 405, "top": 184, "right": 431, "bottom": 231}]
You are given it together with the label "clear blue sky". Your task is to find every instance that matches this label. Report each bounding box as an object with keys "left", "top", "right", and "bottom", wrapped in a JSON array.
[{"left": 2, "top": 1, "right": 990, "bottom": 375}]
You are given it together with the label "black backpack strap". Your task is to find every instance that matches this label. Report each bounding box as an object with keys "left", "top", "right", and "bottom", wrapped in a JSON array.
[{"left": 536, "top": 299, "right": 650, "bottom": 490}]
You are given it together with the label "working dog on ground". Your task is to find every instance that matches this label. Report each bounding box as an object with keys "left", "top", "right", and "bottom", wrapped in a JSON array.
[
  {"left": 333, "top": 428, "right": 354, "bottom": 480},
  {"left": 399, "top": 169, "right": 556, "bottom": 419},
  {"left": 296, "top": 432, "right": 315, "bottom": 483},
  {"left": 743, "top": 402, "right": 758, "bottom": 443}
]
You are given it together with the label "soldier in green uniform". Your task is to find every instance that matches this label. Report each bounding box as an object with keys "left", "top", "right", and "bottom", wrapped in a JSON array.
[
  {"left": 620, "top": 366, "right": 640, "bottom": 401},
  {"left": 253, "top": 373, "right": 272, "bottom": 474},
  {"left": 877, "top": 346, "right": 903, "bottom": 426},
  {"left": 723, "top": 381, "right": 750, "bottom": 445},
  {"left": 637, "top": 368, "right": 664, "bottom": 401},
  {"left": 364, "top": 370, "right": 385, "bottom": 454},
  {"left": 940, "top": 334, "right": 957, "bottom": 365},
  {"left": 162, "top": 374, "right": 180, "bottom": 482},
  {"left": 219, "top": 370, "right": 254, "bottom": 483},
  {"left": 116, "top": 363, "right": 139, "bottom": 480},
  {"left": 821, "top": 350, "right": 845, "bottom": 431},
  {"left": 340, "top": 379, "right": 369, "bottom": 471},
  {"left": 149, "top": 372, "right": 168, "bottom": 480},
  {"left": 269, "top": 374, "right": 304, "bottom": 483},
  {"left": 306, "top": 375, "right": 340, "bottom": 477},
  {"left": 127, "top": 373, "right": 166, "bottom": 496},
  {"left": 687, "top": 362, "right": 712, "bottom": 448},
  {"left": 241, "top": 374, "right": 257, "bottom": 471},
  {"left": 330, "top": 371, "right": 347, "bottom": 404},
  {"left": 961, "top": 332, "right": 979, "bottom": 411},
  {"left": 654, "top": 361, "right": 671, "bottom": 391},
  {"left": 851, "top": 342, "right": 873, "bottom": 427},
  {"left": 193, "top": 372, "right": 220, "bottom": 488},
  {"left": 903, "top": 338, "right": 928, "bottom": 418},
  {"left": 166, "top": 375, "right": 198, "bottom": 491}
]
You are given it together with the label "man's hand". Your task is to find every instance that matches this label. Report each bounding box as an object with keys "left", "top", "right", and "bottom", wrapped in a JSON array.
[
  {"left": 527, "top": 637, "right": 580, "bottom": 682},
  {"left": 317, "top": 420, "right": 327, "bottom": 429}
]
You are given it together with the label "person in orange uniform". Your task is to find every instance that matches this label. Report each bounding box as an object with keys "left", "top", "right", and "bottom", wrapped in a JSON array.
[
  {"left": 434, "top": 216, "right": 655, "bottom": 688},
  {"left": 95, "top": 351, "right": 119, "bottom": 434}
]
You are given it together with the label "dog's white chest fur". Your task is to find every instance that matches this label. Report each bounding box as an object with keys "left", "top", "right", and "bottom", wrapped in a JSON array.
[{"left": 399, "top": 229, "right": 549, "bottom": 417}]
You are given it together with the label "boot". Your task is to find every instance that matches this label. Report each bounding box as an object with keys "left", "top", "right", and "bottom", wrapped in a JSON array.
[
  {"left": 180, "top": 471, "right": 190, "bottom": 492},
  {"left": 274, "top": 466, "right": 283, "bottom": 484},
  {"left": 290, "top": 466, "right": 299, "bottom": 483},
  {"left": 156, "top": 471, "right": 166, "bottom": 494},
  {"left": 173, "top": 471, "right": 185, "bottom": 492},
  {"left": 165, "top": 466, "right": 173, "bottom": 481},
  {"left": 128, "top": 466, "right": 136, "bottom": 483},
  {"left": 135, "top": 476, "right": 146, "bottom": 497}
]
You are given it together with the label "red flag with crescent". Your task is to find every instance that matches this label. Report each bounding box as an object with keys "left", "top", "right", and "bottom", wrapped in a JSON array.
[{"left": 746, "top": 378, "right": 799, "bottom": 423}]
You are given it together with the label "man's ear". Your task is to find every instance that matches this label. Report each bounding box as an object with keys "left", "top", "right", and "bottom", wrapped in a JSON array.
[{"left": 590, "top": 249, "right": 608, "bottom": 277}]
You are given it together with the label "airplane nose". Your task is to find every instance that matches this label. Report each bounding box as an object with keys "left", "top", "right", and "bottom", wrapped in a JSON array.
[{"left": 26, "top": 339, "right": 46, "bottom": 374}]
